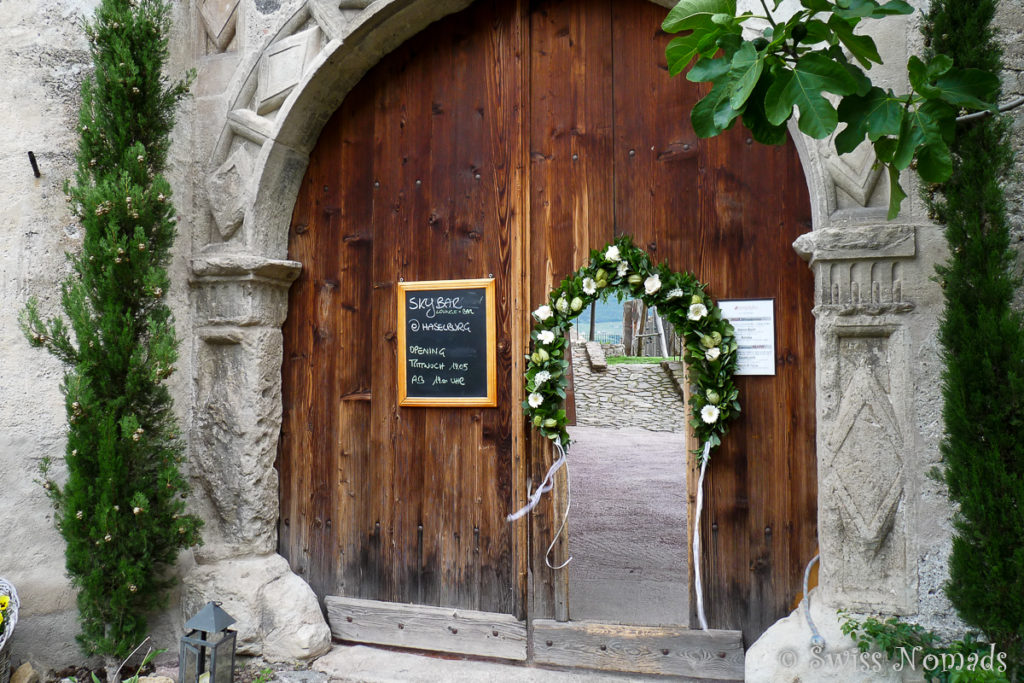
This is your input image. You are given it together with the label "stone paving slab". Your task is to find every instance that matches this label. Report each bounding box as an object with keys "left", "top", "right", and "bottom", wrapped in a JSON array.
[{"left": 311, "top": 644, "right": 694, "bottom": 683}]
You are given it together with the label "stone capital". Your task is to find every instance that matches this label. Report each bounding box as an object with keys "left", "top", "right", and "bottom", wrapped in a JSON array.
[{"left": 190, "top": 252, "right": 301, "bottom": 327}]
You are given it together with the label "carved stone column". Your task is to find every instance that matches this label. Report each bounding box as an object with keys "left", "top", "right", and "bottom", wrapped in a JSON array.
[
  {"left": 184, "top": 253, "right": 331, "bottom": 660},
  {"left": 794, "top": 226, "right": 918, "bottom": 614}
]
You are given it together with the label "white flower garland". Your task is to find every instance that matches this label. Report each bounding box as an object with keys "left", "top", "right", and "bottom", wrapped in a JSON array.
[{"left": 523, "top": 235, "right": 740, "bottom": 461}]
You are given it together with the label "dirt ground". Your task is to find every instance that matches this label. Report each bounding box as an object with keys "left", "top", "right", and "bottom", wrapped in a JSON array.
[{"left": 565, "top": 425, "right": 689, "bottom": 626}]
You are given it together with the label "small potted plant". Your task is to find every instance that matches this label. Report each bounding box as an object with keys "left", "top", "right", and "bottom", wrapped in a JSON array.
[{"left": 0, "top": 578, "right": 18, "bottom": 683}]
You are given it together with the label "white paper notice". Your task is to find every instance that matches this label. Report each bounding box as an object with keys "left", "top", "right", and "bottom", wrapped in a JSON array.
[{"left": 718, "top": 299, "right": 776, "bottom": 376}]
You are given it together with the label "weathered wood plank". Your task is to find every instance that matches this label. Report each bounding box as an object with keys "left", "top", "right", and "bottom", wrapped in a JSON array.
[
  {"left": 609, "top": 0, "right": 817, "bottom": 640},
  {"left": 527, "top": 0, "right": 615, "bottom": 624},
  {"left": 531, "top": 620, "right": 743, "bottom": 680},
  {"left": 326, "top": 596, "right": 528, "bottom": 661}
]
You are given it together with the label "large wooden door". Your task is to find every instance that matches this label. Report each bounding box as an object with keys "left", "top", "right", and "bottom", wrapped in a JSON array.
[
  {"left": 279, "top": 0, "right": 816, "bottom": 647},
  {"left": 279, "top": 0, "right": 523, "bottom": 617}
]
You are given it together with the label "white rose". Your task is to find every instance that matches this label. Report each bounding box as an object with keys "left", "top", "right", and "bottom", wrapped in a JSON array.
[
  {"left": 700, "top": 404, "right": 720, "bottom": 424},
  {"left": 556, "top": 296, "right": 569, "bottom": 313},
  {"left": 537, "top": 330, "right": 556, "bottom": 345},
  {"left": 617, "top": 261, "right": 628, "bottom": 278},
  {"left": 705, "top": 346, "right": 721, "bottom": 361},
  {"left": 582, "top": 277, "right": 597, "bottom": 295},
  {"left": 528, "top": 392, "right": 544, "bottom": 408},
  {"left": 604, "top": 245, "right": 621, "bottom": 262},
  {"left": 665, "top": 287, "right": 683, "bottom": 300},
  {"left": 533, "top": 304, "right": 553, "bottom": 321},
  {"left": 534, "top": 370, "right": 551, "bottom": 385},
  {"left": 644, "top": 274, "right": 661, "bottom": 295},
  {"left": 688, "top": 303, "right": 708, "bottom": 321}
]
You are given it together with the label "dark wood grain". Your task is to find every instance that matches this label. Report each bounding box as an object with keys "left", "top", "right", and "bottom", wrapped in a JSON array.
[
  {"left": 279, "top": 0, "right": 521, "bottom": 615},
  {"left": 280, "top": 0, "right": 816, "bottom": 646}
]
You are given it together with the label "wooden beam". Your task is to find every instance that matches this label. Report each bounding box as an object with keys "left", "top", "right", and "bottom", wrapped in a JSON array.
[
  {"left": 325, "top": 596, "right": 528, "bottom": 661},
  {"left": 531, "top": 620, "right": 744, "bottom": 680}
]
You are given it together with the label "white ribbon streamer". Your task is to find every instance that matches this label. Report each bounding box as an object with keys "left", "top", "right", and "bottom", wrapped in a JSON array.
[
  {"left": 506, "top": 442, "right": 567, "bottom": 522},
  {"left": 693, "top": 440, "right": 712, "bottom": 631},
  {"left": 544, "top": 455, "right": 572, "bottom": 570}
]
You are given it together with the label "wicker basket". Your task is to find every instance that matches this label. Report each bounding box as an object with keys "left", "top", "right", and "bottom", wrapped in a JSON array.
[{"left": 0, "top": 578, "right": 19, "bottom": 683}]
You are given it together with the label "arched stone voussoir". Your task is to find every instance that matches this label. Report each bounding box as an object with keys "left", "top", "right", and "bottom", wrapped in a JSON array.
[{"left": 207, "top": 0, "right": 478, "bottom": 255}]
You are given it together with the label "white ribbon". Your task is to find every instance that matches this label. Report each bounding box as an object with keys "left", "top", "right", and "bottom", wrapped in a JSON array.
[
  {"left": 693, "top": 440, "right": 712, "bottom": 630},
  {"left": 506, "top": 442, "right": 567, "bottom": 522}
]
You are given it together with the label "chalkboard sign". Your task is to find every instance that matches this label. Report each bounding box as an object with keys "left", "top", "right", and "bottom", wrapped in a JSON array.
[{"left": 397, "top": 278, "right": 497, "bottom": 407}]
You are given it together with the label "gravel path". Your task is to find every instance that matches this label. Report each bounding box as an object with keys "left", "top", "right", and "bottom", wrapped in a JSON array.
[{"left": 566, "top": 425, "right": 689, "bottom": 625}]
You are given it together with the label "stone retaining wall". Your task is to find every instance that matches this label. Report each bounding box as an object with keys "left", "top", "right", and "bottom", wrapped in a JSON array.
[{"left": 570, "top": 344, "right": 686, "bottom": 432}]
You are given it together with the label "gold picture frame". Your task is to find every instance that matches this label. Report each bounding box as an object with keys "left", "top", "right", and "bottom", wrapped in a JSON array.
[{"left": 397, "top": 278, "right": 497, "bottom": 407}]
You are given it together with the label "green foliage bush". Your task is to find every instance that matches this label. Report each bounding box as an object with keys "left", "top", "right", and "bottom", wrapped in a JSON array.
[
  {"left": 924, "top": 0, "right": 1024, "bottom": 679},
  {"left": 661, "top": 0, "right": 999, "bottom": 218},
  {"left": 842, "top": 613, "right": 1010, "bottom": 682},
  {"left": 20, "top": 0, "right": 202, "bottom": 659}
]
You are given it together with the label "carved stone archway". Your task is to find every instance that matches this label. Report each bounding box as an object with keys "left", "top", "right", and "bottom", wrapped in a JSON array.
[{"left": 186, "top": 0, "right": 927, "bottom": 661}]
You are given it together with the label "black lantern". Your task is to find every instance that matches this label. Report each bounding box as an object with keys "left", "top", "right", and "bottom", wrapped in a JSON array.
[{"left": 179, "top": 602, "right": 237, "bottom": 683}]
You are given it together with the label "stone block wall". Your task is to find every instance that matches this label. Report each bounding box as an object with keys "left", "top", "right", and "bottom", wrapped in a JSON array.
[{"left": 570, "top": 344, "right": 687, "bottom": 433}]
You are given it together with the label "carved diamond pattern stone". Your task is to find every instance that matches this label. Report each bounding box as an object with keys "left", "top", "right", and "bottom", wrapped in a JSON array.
[
  {"left": 206, "top": 145, "right": 253, "bottom": 240},
  {"left": 829, "top": 367, "right": 904, "bottom": 546},
  {"left": 255, "top": 26, "right": 322, "bottom": 115},
  {"left": 200, "top": 0, "right": 239, "bottom": 53}
]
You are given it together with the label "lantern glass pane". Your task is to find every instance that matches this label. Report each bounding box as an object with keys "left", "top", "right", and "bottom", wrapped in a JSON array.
[
  {"left": 180, "top": 642, "right": 201, "bottom": 683},
  {"left": 212, "top": 632, "right": 235, "bottom": 683}
]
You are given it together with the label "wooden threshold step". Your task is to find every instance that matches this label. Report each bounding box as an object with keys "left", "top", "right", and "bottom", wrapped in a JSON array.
[
  {"left": 531, "top": 620, "right": 744, "bottom": 681},
  {"left": 325, "top": 595, "right": 528, "bottom": 661}
]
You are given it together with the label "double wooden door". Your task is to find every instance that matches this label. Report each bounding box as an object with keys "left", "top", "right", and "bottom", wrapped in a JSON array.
[{"left": 278, "top": 0, "right": 816, "bottom": 646}]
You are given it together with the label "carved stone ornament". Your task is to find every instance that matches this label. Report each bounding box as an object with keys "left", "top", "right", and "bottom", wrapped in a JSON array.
[
  {"left": 255, "top": 26, "right": 322, "bottom": 115},
  {"left": 823, "top": 137, "right": 884, "bottom": 208},
  {"left": 827, "top": 366, "right": 904, "bottom": 547},
  {"left": 200, "top": 0, "right": 240, "bottom": 53},
  {"left": 206, "top": 145, "right": 254, "bottom": 241},
  {"left": 793, "top": 225, "right": 917, "bottom": 316}
]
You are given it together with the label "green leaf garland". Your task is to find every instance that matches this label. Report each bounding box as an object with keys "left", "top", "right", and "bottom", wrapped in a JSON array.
[{"left": 523, "top": 235, "right": 741, "bottom": 462}]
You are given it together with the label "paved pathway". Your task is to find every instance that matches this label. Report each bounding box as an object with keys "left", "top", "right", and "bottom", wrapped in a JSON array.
[{"left": 566, "top": 425, "right": 689, "bottom": 626}]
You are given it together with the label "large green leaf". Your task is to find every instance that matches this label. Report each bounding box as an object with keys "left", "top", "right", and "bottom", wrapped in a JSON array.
[
  {"left": 729, "top": 42, "right": 764, "bottom": 109},
  {"left": 892, "top": 111, "right": 924, "bottom": 171},
  {"left": 827, "top": 15, "right": 881, "bottom": 67},
  {"left": 692, "top": 73, "right": 743, "bottom": 137},
  {"left": 802, "top": 19, "right": 833, "bottom": 45},
  {"left": 885, "top": 164, "right": 907, "bottom": 220},
  {"left": 687, "top": 55, "right": 731, "bottom": 82},
  {"left": 835, "top": 86, "right": 903, "bottom": 153},
  {"left": 933, "top": 68, "right": 999, "bottom": 110},
  {"left": 906, "top": 98, "right": 955, "bottom": 146},
  {"left": 742, "top": 72, "right": 789, "bottom": 145},
  {"left": 916, "top": 142, "right": 953, "bottom": 183},
  {"left": 833, "top": 0, "right": 913, "bottom": 20},
  {"left": 663, "top": 0, "right": 737, "bottom": 32},
  {"left": 800, "top": 0, "right": 833, "bottom": 10},
  {"left": 764, "top": 53, "right": 861, "bottom": 138},
  {"left": 667, "top": 33, "right": 707, "bottom": 75},
  {"left": 907, "top": 54, "right": 952, "bottom": 99}
]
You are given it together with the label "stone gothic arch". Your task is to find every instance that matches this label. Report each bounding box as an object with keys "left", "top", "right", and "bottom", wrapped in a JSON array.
[{"left": 186, "top": 0, "right": 926, "bottom": 661}]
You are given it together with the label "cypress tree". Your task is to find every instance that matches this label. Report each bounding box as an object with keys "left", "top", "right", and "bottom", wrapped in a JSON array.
[
  {"left": 925, "top": 0, "right": 1024, "bottom": 677},
  {"left": 20, "top": 0, "right": 202, "bottom": 668}
]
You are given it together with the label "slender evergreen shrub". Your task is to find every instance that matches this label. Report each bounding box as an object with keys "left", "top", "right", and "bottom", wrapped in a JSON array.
[
  {"left": 21, "top": 0, "right": 202, "bottom": 660},
  {"left": 925, "top": 0, "right": 1024, "bottom": 677}
]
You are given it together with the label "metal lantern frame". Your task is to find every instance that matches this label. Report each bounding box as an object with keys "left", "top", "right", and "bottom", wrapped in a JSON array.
[{"left": 179, "top": 602, "right": 237, "bottom": 683}]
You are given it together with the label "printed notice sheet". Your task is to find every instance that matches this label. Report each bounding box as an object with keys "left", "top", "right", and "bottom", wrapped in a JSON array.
[{"left": 718, "top": 299, "right": 776, "bottom": 376}]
